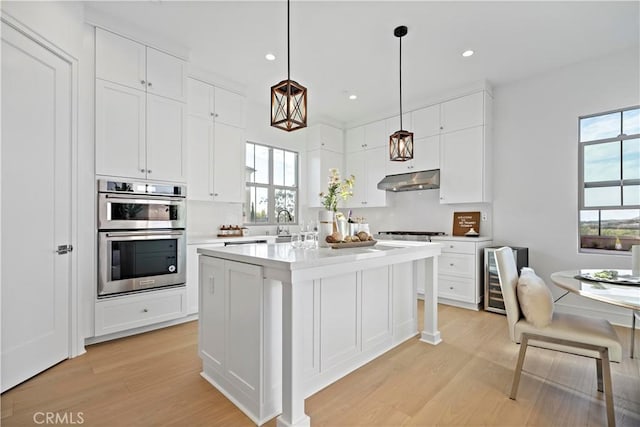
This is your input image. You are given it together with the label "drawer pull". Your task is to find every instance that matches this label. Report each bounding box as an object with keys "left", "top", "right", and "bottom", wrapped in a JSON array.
[
  {"left": 449, "top": 263, "right": 454, "bottom": 266},
  {"left": 449, "top": 286, "right": 454, "bottom": 290},
  {"left": 449, "top": 245, "right": 454, "bottom": 248},
  {"left": 143, "top": 308, "right": 148, "bottom": 313}
]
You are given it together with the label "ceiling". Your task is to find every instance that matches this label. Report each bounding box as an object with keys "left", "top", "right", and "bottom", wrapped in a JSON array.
[{"left": 86, "top": 1, "right": 640, "bottom": 128}]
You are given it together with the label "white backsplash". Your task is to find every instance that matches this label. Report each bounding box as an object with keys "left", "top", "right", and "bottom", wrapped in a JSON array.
[
  {"left": 188, "top": 190, "right": 492, "bottom": 238},
  {"left": 187, "top": 200, "right": 243, "bottom": 235}
]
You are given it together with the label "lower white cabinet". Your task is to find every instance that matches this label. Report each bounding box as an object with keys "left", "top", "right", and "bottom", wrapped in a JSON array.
[
  {"left": 186, "top": 243, "right": 224, "bottom": 315},
  {"left": 431, "top": 237, "right": 492, "bottom": 310},
  {"left": 94, "top": 287, "right": 187, "bottom": 337},
  {"left": 198, "top": 257, "right": 417, "bottom": 425}
]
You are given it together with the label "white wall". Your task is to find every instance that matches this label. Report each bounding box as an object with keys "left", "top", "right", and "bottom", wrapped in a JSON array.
[{"left": 492, "top": 46, "right": 640, "bottom": 325}]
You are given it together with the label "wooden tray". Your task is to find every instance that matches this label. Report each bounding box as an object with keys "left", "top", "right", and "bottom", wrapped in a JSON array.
[{"left": 328, "top": 240, "right": 377, "bottom": 249}]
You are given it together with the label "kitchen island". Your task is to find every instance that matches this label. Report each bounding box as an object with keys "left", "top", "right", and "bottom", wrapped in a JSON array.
[{"left": 197, "top": 241, "right": 442, "bottom": 426}]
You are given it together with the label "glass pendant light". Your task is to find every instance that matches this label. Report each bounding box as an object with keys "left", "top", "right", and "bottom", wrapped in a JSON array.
[
  {"left": 389, "top": 25, "right": 413, "bottom": 161},
  {"left": 271, "top": 0, "right": 307, "bottom": 132}
]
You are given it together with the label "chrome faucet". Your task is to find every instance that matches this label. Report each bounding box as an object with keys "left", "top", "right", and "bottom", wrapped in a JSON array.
[{"left": 276, "top": 208, "right": 293, "bottom": 236}]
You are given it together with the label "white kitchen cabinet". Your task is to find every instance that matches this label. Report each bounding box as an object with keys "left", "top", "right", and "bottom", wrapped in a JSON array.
[
  {"left": 345, "top": 126, "right": 364, "bottom": 153},
  {"left": 306, "top": 123, "right": 343, "bottom": 152},
  {"left": 431, "top": 237, "right": 492, "bottom": 310},
  {"left": 187, "top": 243, "right": 223, "bottom": 315},
  {"left": 96, "top": 80, "right": 186, "bottom": 182},
  {"left": 95, "top": 80, "right": 147, "bottom": 180},
  {"left": 440, "top": 91, "right": 484, "bottom": 133},
  {"left": 364, "top": 119, "right": 388, "bottom": 149},
  {"left": 96, "top": 28, "right": 186, "bottom": 102},
  {"left": 200, "top": 258, "right": 263, "bottom": 399},
  {"left": 345, "top": 145, "right": 387, "bottom": 207},
  {"left": 212, "top": 123, "right": 245, "bottom": 202},
  {"left": 439, "top": 125, "right": 489, "bottom": 204},
  {"left": 186, "top": 77, "right": 246, "bottom": 203},
  {"left": 411, "top": 104, "right": 440, "bottom": 138},
  {"left": 386, "top": 135, "right": 440, "bottom": 176},
  {"left": 94, "top": 287, "right": 187, "bottom": 337},
  {"left": 146, "top": 94, "right": 187, "bottom": 182},
  {"left": 385, "top": 113, "right": 412, "bottom": 137},
  {"left": 307, "top": 147, "right": 344, "bottom": 207}
]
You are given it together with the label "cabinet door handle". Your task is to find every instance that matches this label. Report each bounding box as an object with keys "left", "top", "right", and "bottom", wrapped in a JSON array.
[
  {"left": 140, "top": 169, "right": 146, "bottom": 173},
  {"left": 449, "top": 286, "right": 454, "bottom": 290},
  {"left": 147, "top": 169, "right": 152, "bottom": 174},
  {"left": 143, "top": 308, "right": 149, "bottom": 313},
  {"left": 449, "top": 263, "right": 454, "bottom": 266},
  {"left": 214, "top": 193, "right": 219, "bottom": 197},
  {"left": 210, "top": 112, "right": 214, "bottom": 117},
  {"left": 449, "top": 245, "right": 454, "bottom": 248},
  {"left": 209, "top": 276, "right": 215, "bottom": 294},
  {"left": 140, "top": 80, "right": 146, "bottom": 85},
  {"left": 147, "top": 82, "right": 152, "bottom": 87}
]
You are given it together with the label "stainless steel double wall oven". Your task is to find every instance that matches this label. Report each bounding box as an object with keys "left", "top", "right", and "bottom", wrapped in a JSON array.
[{"left": 97, "top": 180, "right": 187, "bottom": 298}]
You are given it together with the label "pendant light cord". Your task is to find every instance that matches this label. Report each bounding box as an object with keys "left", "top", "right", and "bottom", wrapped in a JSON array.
[
  {"left": 287, "top": 0, "right": 290, "bottom": 81},
  {"left": 399, "top": 34, "right": 403, "bottom": 130}
]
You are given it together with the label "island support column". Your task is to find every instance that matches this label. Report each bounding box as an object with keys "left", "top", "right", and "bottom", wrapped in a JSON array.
[
  {"left": 277, "top": 278, "right": 311, "bottom": 427},
  {"left": 420, "top": 256, "right": 442, "bottom": 345}
]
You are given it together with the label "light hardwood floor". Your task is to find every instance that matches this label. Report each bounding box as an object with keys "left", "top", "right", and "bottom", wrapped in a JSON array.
[{"left": 2, "top": 303, "right": 639, "bottom": 426}]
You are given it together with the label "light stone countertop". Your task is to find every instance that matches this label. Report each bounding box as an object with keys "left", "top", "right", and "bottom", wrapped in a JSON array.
[
  {"left": 431, "top": 235, "right": 493, "bottom": 242},
  {"left": 198, "top": 241, "right": 442, "bottom": 271}
]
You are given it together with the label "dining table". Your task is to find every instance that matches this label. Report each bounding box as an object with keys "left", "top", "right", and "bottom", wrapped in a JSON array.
[{"left": 551, "top": 269, "right": 640, "bottom": 358}]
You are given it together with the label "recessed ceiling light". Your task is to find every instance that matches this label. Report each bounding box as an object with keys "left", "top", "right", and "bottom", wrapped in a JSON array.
[
  {"left": 349, "top": 94, "right": 357, "bottom": 100},
  {"left": 265, "top": 53, "right": 276, "bottom": 61},
  {"left": 462, "top": 50, "right": 474, "bottom": 57}
]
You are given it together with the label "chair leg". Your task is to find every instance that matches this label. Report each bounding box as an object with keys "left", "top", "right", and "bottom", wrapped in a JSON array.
[
  {"left": 596, "top": 358, "right": 603, "bottom": 392},
  {"left": 510, "top": 335, "right": 529, "bottom": 400},
  {"left": 632, "top": 311, "right": 636, "bottom": 359},
  {"left": 600, "top": 349, "right": 616, "bottom": 427}
]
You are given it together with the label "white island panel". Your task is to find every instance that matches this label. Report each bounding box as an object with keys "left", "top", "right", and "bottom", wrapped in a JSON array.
[{"left": 198, "top": 242, "right": 441, "bottom": 426}]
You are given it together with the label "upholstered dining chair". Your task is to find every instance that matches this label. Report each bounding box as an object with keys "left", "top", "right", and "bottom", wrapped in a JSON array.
[{"left": 494, "top": 247, "right": 622, "bottom": 427}]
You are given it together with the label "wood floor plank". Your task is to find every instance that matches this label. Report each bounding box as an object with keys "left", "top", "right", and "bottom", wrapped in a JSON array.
[{"left": 1, "top": 303, "right": 638, "bottom": 426}]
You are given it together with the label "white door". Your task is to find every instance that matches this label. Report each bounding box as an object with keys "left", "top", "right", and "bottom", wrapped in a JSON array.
[{"left": 1, "top": 22, "right": 72, "bottom": 392}]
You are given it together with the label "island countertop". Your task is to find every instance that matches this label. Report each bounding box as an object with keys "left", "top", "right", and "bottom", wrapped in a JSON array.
[{"left": 197, "top": 240, "right": 442, "bottom": 271}]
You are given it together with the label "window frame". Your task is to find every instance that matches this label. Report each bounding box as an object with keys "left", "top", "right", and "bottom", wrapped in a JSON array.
[
  {"left": 578, "top": 105, "right": 640, "bottom": 253},
  {"left": 244, "top": 141, "right": 299, "bottom": 226}
]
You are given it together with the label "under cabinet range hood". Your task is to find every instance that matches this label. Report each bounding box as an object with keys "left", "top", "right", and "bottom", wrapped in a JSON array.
[{"left": 377, "top": 169, "right": 440, "bottom": 192}]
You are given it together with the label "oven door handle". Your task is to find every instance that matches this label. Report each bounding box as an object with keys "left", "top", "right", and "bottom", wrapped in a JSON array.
[
  {"left": 103, "top": 194, "right": 185, "bottom": 203},
  {"left": 104, "top": 230, "right": 185, "bottom": 238}
]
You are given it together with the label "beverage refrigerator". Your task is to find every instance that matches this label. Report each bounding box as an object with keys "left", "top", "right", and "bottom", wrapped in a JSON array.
[{"left": 484, "top": 246, "right": 529, "bottom": 314}]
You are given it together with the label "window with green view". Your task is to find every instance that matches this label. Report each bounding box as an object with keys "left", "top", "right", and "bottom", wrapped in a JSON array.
[{"left": 244, "top": 142, "right": 298, "bottom": 225}]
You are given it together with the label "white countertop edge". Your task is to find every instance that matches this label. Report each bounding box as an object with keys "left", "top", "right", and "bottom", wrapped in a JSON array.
[
  {"left": 430, "top": 235, "right": 493, "bottom": 242},
  {"left": 197, "top": 241, "right": 442, "bottom": 271},
  {"left": 187, "top": 234, "right": 275, "bottom": 244}
]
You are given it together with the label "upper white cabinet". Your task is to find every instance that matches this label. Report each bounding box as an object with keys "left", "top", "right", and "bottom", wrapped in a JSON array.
[
  {"left": 95, "top": 28, "right": 187, "bottom": 182},
  {"left": 96, "top": 28, "right": 186, "bottom": 102},
  {"left": 344, "top": 120, "right": 388, "bottom": 207},
  {"left": 96, "top": 80, "right": 186, "bottom": 182},
  {"left": 186, "top": 78, "right": 245, "bottom": 203},
  {"left": 440, "top": 91, "right": 484, "bottom": 134},
  {"left": 411, "top": 104, "right": 440, "bottom": 138},
  {"left": 345, "top": 145, "right": 387, "bottom": 208},
  {"left": 386, "top": 135, "right": 440, "bottom": 176},
  {"left": 439, "top": 91, "right": 492, "bottom": 204},
  {"left": 307, "top": 124, "right": 344, "bottom": 207},
  {"left": 307, "top": 123, "right": 343, "bottom": 152}
]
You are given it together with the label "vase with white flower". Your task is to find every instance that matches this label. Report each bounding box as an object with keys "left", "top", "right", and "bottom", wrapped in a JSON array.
[{"left": 318, "top": 168, "right": 355, "bottom": 247}]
